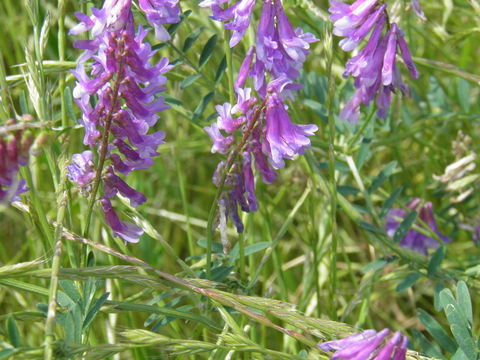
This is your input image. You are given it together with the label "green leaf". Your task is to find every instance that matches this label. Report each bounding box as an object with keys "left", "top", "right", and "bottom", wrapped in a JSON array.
[
  {"left": 450, "top": 322, "right": 476, "bottom": 360},
  {"left": 180, "top": 74, "right": 202, "bottom": 90},
  {"left": 65, "top": 304, "right": 83, "bottom": 344},
  {"left": 182, "top": 27, "right": 204, "bottom": 52},
  {"left": 64, "top": 86, "right": 77, "bottom": 123},
  {"left": 358, "top": 221, "right": 384, "bottom": 234},
  {"left": 198, "top": 34, "right": 218, "bottom": 67},
  {"left": 211, "top": 266, "right": 234, "bottom": 282},
  {"left": 418, "top": 309, "right": 457, "bottom": 354},
  {"left": 380, "top": 187, "right": 403, "bottom": 218},
  {"left": 368, "top": 161, "right": 397, "bottom": 194},
  {"left": 197, "top": 239, "right": 223, "bottom": 253},
  {"left": 59, "top": 280, "right": 82, "bottom": 304},
  {"left": 0, "top": 349, "right": 18, "bottom": 359},
  {"left": 361, "top": 257, "right": 396, "bottom": 273},
  {"left": 411, "top": 328, "right": 446, "bottom": 360},
  {"left": 393, "top": 211, "right": 417, "bottom": 243},
  {"left": 6, "top": 316, "right": 20, "bottom": 348},
  {"left": 396, "top": 272, "right": 420, "bottom": 292},
  {"left": 456, "top": 281, "right": 472, "bottom": 325},
  {"left": 192, "top": 91, "right": 214, "bottom": 122},
  {"left": 167, "top": 10, "right": 191, "bottom": 36},
  {"left": 337, "top": 185, "right": 360, "bottom": 196},
  {"left": 214, "top": 55, "right": 227, "bottom": 84},
  {"left": 83, "top": 292, "right": 110, "bottom": 330},
  {"left": 244, "top": 242, "right": 271, "bottom": 256},
  {"left": 428, "top": 246, "right": 446, "bottom": 275},
  {"left": 457, "top": 78, "right": 471, "bottom": 113}
]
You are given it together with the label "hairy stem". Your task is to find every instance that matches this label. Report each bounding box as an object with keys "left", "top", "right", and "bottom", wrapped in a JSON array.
[
  {"left": 205, "top": 103, "right": 266, "bottom": 279},
  {"left": 82, "top": 59, "right": 125, "bottom": 245}
]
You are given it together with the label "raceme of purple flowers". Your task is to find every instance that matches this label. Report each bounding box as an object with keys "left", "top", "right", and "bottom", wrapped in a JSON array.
[
  {"left": 0, "top": 116, "right": 34, "bottom": 204},
  {"left": 386, "top": 198, "right": 451, "bottom": 255},
  {"left": 201, "top": 0, "right": 318, "bottom": 232},
  {"left": 68, "top": 0, "right": 178, "bottom": 243},
  {"left": 318, "top": 329, "right": 409, "bottom": 360},
  {"left": 329, "top": 0, "right": 419, "bottom": 122},
  {"left": 205, "top": 80, "right": 317, "bottom": 233},
  {"left": 200, "top": 0, "right": 317, "bottom": 95}
]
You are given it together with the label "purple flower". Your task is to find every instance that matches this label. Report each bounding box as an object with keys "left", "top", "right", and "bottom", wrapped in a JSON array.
[
  {"left": 70, "top": 0, "right": 174, "bottom": 243},
  {"left": 138, "top": 0, "right": 181, "bottom": 41},
  {"left": 252, "top": 0, "right": 317, "bottom": 95},
  {"left": 386, "top": 198, "right": 451, "bottom": 255},
  {"left": 0, "top": 118, "right": 34, "bottom": 204},
  {"left": 101, "top": 197, "right": 143, "bottom": 243},
  {"left": 411, "top": 0, "right": 426, "bottom": 20},
  {"left": 67, "top": 151, "right": 96, "bottom": 190},
  {"left": 318, "top": 329, "right": 409, "bottom": 360},
  {"left": 204, "top": 123, "right": 234, "bottom": 154},
  {"left": 264, "top": 80, "right": 318, "bottom": 169},
  {"left": 329, "top": 0, "right": 419, "bottom": 122},
  {"left": 200, "top": 0, "right": 256, "bottom": 47},
  {"left": 216, "top": 103, "right": 245, "bottom": 133}
]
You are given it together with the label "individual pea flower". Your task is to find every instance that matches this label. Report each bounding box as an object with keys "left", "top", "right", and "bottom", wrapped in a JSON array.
[
  {"left": 411, "top": 0, "right": 426, "bottom": 21},
  {"left": 329, "top": 0, "right": 418, "bottom": 122},
  {"left": 0, "top": 117, "right": 34, "bottom": 204},
  {"left": 69, "top": 0, "right": 175, "bottom": 242},
  {"left": 318, "top": 329, "right": 409, "bottom": 360},
  {"left": 138, "top": 0, "right": 181, "bottom": 41},
  {"left": 386, "top": 198, "right": 451, "bottom": 255},
  {"left": 199, "top": 0, "right": 257, "bottom": 47},
  {"left": 101, "top": 197, "right": 143, "bottom": 243},
  {"left": 67, "top": 151, "right": 96, "bottom": 192}
]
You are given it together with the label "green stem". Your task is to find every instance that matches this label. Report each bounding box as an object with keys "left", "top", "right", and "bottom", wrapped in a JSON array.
[
  {"left": 205, "top": 104, "right": 266, "bottom": 278},
  {"left": 58, "top": 0, "right": 68, "bottom": 128},
  {"left": 325, "top": 22, "right": 338, "bottom": 320},
  {"left": 223, "top": 30, "right": 235, "bottom": 104},
  {"left": 82, "top": 61, "right": 124, "bottom": 241},
  {"left": 347, "top": 106, "right": 376, "bottom": 151},
  {"left": 44, "top": 157, "right": 68, "bottom": 360}
]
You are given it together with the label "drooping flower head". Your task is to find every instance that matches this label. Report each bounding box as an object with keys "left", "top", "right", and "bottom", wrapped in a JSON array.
[
  {"left": 69, "top": 0, "right": 176, "bottom": 242},
  {"left": 205, "top": 78, "right": 317, "bottom": 232},
  {"left": 318, "top": 329, "right": 409, "bottom": 360},
  {"left": 329, "top": 0, "right": 418, "bottom": 122},
  {"left": 0, "top": 117, "right": 34, "bottom": 204},
  {"left": 386, "top": 198, "right": 451, "bottom": 255}
]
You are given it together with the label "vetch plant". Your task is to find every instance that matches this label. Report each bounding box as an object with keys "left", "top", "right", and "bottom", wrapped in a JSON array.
[{"left": 68, "top": 0, "right": 177, "bottom": 242}]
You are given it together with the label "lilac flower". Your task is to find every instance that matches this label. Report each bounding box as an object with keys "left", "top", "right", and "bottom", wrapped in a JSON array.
[
  {"left": 252, "top": 0, "right": 317, "bottom": 94},
  {"left": 386, "top": 198, "right": 451, "bottom": 255},
  {"left": 199, "top": 0, "right": 256, "bottom": 47},
  {"left": 67, "top": 151, "right": 96, "bottom": 190},
  {"left": 0, "top": 118, "right": 34, "bottom": 204},
  {"left": 264, "top": 79, "right": 318, "bottom": 168},
  {"left": 69, "top": 0, "right": 176, "bottom": 243},
  {"left": 411, "top": 0, "right": 426, "bottom": 21},
  {"left": 138, "top": 0, "right": 181, "bottom": 41},
  {"left": 204, "top": 123, "right": 234, "bottom": 154},
  {"left": 329, "top": 0, "right": 419, "bottom": 122},
  {"left": 203, "top": 1, "right": 317, "bottom": 232},
  {"left": 318, "top": 329, "right": 409, "bottom": 360},
  {"left": 101, "top": 197, "right": 143, "bottom": 243}
]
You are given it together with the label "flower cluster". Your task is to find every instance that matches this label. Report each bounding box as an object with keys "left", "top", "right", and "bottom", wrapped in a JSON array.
[
  {"left": 386, "top": 198, "right": 451, "bottom": 255},
  {"left": 329, "top": 0, "right": 419, "bottom": 122},
  {"left": 0, "top": 117, "right": 34, "bottom": 204},
  {"left": 201, "top": 0, "right": 318, "bottom": 232},
  {"left": 68, "top": 0, "right": 177, "bottom": 243},
  {"left": 318, "top": 329, "right": 409, "bottom": 360},
  {"left": 201, "top": 0, "right": 317, "bottom": 95}
]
